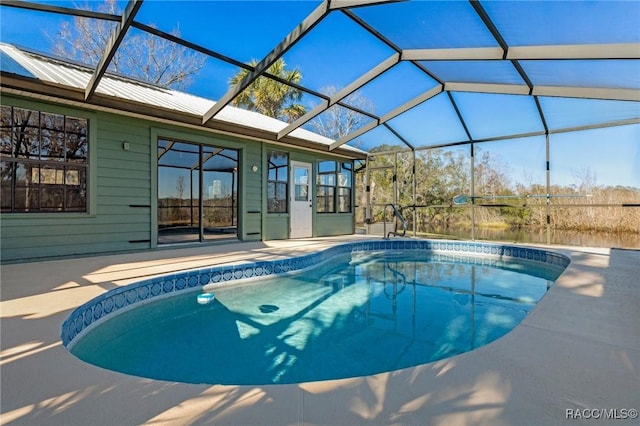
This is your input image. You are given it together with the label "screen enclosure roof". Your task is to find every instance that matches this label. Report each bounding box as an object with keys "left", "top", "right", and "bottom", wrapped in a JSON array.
[{"left": 0, "top": 0, "right": 638, "bottom": 158}]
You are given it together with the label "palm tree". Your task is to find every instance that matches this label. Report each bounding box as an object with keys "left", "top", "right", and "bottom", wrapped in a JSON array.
[{"left": 229, "top": 58, "right": 305, "bottom": 122}]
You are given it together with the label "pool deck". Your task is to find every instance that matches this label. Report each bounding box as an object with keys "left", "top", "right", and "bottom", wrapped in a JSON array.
[{"left": 1, "top": 236, "right": 639, "bottom": 426}]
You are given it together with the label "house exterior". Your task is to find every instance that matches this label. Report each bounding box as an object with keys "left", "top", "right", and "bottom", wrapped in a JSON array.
[{"left": 0, "top": 44, "right": 364, "bottom": 262}]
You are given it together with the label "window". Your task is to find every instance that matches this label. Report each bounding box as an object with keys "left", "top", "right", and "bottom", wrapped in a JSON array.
[
  {"left": 267, "top": 151, "right": 288, "bottom": 213},
  {"left": 338, "top": 162, "right": 352, "bottom": 213},
  {"left": 293, "top": 166, "right": 309, "bottom": 201},
  {"left": 1, "top": 106, "right": 88, "bottom": 212},
  {"left": 316, "top": 161, "right": 353, "bottom": 213},
  {"left": 157, "top": 139, "right": 238, "bottom": 244},
  {"left": 317, "top": 161, "right": 336, "bottom": 213}
]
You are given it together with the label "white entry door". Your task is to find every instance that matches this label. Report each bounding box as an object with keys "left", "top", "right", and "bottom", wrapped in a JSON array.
[{"left": 290, "top": 161, "right": 313, "bottom": 238}]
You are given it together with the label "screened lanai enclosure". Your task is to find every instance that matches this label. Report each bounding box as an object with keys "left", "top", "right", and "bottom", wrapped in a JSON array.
[{"left": 1, "top": 0, "right": 639, "bottom": 250}]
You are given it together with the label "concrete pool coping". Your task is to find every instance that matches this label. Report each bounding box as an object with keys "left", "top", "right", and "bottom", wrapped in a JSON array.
[{"left": 1, "top": 235, "right": 638, "bottom": 425}]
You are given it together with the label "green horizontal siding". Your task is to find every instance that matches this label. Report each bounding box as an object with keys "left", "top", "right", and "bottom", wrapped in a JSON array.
[
  {"left": 264, "top": 215, "right": 289, "bottom": 240},
  {"left": 241, "top": 143, "right": 262, "bottom": 240},
  {"left": 97, "top": 168, "right": 149, "bottom": 181},
  {"left": 96, "top": 195, "right": 151, "bottom": 207},
  {"left": 3, "top": 226, "right": 150, "bottom": 248},
  {"left": 5, "top": 240, "right": 151, "bottom": 261},
  {"left": 315, "top": 214, "right": 354, "bottom": 237},
  {"left": 97, "top": 157, "right": 150, "bottom": 172},
  {"left": 98, "top": 177, "right": 150, "bottom": 189},
  {"left": 1, "top": 218, "right": 149, "bottom": 237}
]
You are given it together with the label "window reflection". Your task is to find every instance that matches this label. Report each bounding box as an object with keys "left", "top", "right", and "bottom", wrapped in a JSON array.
[
  {"left": 0, "top": 106, "right": 88, "bottom": 212},
  {"left": 267, "top": 151, "right": 288, "bottom": 213}
]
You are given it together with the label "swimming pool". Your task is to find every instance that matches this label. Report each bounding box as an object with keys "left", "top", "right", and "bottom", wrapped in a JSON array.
[{"left": 62, "top": 240, "right": 569, "bottom": 385}]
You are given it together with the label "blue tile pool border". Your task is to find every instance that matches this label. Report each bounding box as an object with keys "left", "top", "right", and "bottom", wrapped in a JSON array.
[{"left": 61, "top": 239, "right": 570, "bottom": 347}]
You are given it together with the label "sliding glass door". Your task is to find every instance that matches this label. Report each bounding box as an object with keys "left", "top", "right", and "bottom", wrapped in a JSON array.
[{"left": 157, "top": 139, "right": 238, "bottom": 244}]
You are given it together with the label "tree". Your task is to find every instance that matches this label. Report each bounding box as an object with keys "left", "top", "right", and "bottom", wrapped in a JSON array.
[
  {"left": 474, "top": 150, "right": 511, "bottom": 196},
  {"left": 49, "top": 0, "right": 206, "bottom": 89},
  {"left": 176, "top": 176, "right": 185, "bottom": 200},
  {"left": 229, "top": 58, "right": 305, "bottom": 122},
  {"left": 309, "top": 86, "right": 375, "bottom": 144}
]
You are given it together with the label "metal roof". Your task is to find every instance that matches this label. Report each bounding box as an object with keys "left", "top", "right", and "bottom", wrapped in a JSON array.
[
  {"left": 0, "top": 42, "right": 366, "bottom": 157},
  {"left": 0, "top": 0, "right": 639, "bottom": 155}
]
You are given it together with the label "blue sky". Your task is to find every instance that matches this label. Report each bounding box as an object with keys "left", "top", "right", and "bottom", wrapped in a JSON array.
[{"left": 0, "top": 0, "right": 638, "bottom": 188}]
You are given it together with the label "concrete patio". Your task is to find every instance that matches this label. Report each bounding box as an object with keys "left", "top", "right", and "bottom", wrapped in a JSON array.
[{"left": 1, "top": 236, "right": 638, "bottom": 425}]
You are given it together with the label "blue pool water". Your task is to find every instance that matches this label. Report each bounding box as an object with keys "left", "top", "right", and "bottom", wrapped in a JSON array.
[{"left": 70, "top": 250, "right": 564, "bottom": 385}]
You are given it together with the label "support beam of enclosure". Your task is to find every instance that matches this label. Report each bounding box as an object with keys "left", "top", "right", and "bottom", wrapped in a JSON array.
[
  {"left": 472, "top": 130, "right": 547, "bottom": 144},
  {"left": 1, "top": 0, "right": 120, "bottom": 21},
  {"left": 342, "top": 7, "right": 443, "bottom": 87},
  {"left": 401, "top": 43, "right": 640, "bottom": 61},
  {"left": 533, "top": 86, "right": 640, "bottom": 102},
  {"left": 447, "top": 92, "right": 474, "bottom": 142},
  {"left": 549, "top": 117, "right": 640, "bottom": 135},
  {"left": 534, "top": 96, "right": 550, "bottom": 134},
  {"left": 446, "top": 82, "right": 640, "bottom": 102},
  {"left": 84, "top": 0, "right": 143, "bottom": 101},
  {"left": 277, "top": 53, "right": 400, "bottom": 140},
  {"left": 510, "top": 60, "right": 535, "bottom": 95},
  {"left": 201, "top": 1, "right": 330, "bottom": 124},
  {"left": 341, "top": 8, "right": 402, "bottom": 53},
  {"left": 402, "top": 47, "right": 504, "bottom": 61},
  {"left": 329, "top": 0, "right": 406, "bottom": 10},
  {"left": 329, "top": 122, "right": 376, "bottom": 152},
  {"left": 507, "top": 43, "right": 640, "bottom": 60},
  {"left": 132, "top": 21, "right": 251, "bottom": 71},
  {"left": 469, "top": 0, "right": 509, "bottom": 59},
  {"left": 330, "top": 85, "right": 443, "bottom": 150},
  {"left": 279, "top": 100, "right": 329, "bottom": 138},
  {"left": 467, "top": 0, "right": 535, "bottom": 101},
  {"left": 445, "top": 82, "right": 530, "bottom": 96},
  {"left": 383, "top": 123, "right": 414, "bottom": 150},
  {"left": 411, "top": 117, "right": 640, "bottom": 150}
]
